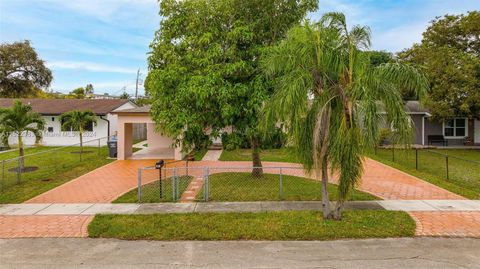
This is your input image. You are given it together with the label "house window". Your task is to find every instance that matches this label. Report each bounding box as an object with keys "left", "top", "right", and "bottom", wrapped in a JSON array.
[
  {"left": 51, "top": 117, "right": 55, "bottom": 122},
  {"left": 85, "top": 121, "right": 94, "bottom": 132},
  {"left": 444, "top": 118, "right": 467, "bottom": 137},
  {"left": 47, "top": 127, "right": 54, "bottom": 132}
]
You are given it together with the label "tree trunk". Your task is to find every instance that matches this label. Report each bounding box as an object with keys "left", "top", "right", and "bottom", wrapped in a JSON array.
[
  {"left": 321, "top": 155, "right": 333, "bottom": 219},
  {"left": 79, "top": 132, "right": 83, "bottom": 154},
  {"left": 333, "top": 200, "right": 345, "bottom": 220},
  {"left": 18, "top": 135, "right": 24, "bottom": 172},
  {"left": 251, "top": 137, "right": 263, "bottom": 177}
]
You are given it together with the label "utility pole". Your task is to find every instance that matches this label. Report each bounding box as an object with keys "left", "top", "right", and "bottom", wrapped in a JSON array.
[{"left": 135, "top": 68, "right": 141, "bottom": 101}]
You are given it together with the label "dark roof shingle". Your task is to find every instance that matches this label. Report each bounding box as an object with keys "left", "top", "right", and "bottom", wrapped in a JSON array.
[{"left": 0, "top": 98, "right": 132, "bottom": 115}]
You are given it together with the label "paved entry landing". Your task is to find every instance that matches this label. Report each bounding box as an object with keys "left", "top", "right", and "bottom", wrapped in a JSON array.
[{"left": 26, "top": 160, "right": 179, "bottom": 204}]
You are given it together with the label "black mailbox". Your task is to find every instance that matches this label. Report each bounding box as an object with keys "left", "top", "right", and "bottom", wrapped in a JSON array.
[{"left": 155, "top": 160, "right": 165, "bottom": 169}]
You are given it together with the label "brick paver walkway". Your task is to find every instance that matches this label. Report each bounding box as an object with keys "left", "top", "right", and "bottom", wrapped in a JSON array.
[
  {"left": 26, "top": 160, "right": 180, "bottom": 203},
  {"left": 1, "top": 157, "right": 474, "bottom": 238},
  {"left": 410, "top": 211, "right": 480, "bottom": 237},
  {"left": 0, "top": 215, "right": 92, "bottom": 238},
  {"left": 179, "top": 177, "right": 204, "bottom": 203}
]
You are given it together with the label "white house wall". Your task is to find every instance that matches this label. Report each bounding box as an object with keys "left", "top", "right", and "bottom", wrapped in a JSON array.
[{"left": 7, "top": 115, "right": 113, "bottom": 147}]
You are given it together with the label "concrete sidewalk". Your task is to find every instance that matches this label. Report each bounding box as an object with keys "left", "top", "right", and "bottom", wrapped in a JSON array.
[{"left": 1, "top": 200, "right": 479, "bottom": 216}]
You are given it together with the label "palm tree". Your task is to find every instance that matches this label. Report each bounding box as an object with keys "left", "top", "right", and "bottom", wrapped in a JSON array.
[
  {"left": 262, "top": 13, "right": 428, "bottom": 219},
  {"left": 0, "top": 101, "right": 45, "bottom": 171},
  {"left": 60, "top": 110, "right": 97, "bottom": 154}
]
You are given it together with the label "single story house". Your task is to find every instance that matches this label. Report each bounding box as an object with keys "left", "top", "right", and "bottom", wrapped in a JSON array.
[
  {"left": 405, "top": 101, "right": 480, "bottom": 146},
  {"left": 0, "top": 98, "right": 145, "bottom": 146}
]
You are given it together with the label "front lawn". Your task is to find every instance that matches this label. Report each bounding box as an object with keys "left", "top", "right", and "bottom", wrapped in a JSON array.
[
  {"left": 368, "top": 148, "right": 480, "bottom": 199},
  {"left": 200, "top": 172, "right": 377, "bottom": 201},
  {"left": 0, "top": 146, "right": 112, "bottom": 203},
  {"left": 88, "top": 210, "right": 415, "bottom": 240},
  {"left": 219, "top": 148, "right": 299, "bottom": 163}
]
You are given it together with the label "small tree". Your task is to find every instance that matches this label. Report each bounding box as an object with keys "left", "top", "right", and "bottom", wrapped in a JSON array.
[
  {"left": 0, "top": 101, "right": 45, "bottom": 171},
  {"left": 60, "top": 110, "right": 97, "bottom": 153}
]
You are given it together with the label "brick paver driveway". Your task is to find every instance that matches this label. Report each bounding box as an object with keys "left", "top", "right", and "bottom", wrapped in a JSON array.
[{"left": 1, "top": 157, "right": 476, "bottom": 238}]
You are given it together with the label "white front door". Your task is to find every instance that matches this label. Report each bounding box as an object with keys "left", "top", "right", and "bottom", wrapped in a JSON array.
[{"left": 475, "top": 120, "right": 480, "bottom": 144}]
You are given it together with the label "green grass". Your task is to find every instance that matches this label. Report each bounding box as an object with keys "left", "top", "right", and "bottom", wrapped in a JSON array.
[
  {"left": 113, "top": 176, "right": 193, "bottom": 203},
  {"left": 192, "top": 148, "right": 208, "bottom": 161},
  {"left": 219, "top": 148, "right": 299, "bottom": 163},
  {"left": 88, "top": 210, "right": 415, "bottom": 240},
  {"left": 367, "top": 148, "right": 480, "bottom": 199},
  {"left": 198, "top": 172, "right": 378, "bottom": 201},
  {"left": 0, "top": 146, "right": 113, "bottom": 203}
]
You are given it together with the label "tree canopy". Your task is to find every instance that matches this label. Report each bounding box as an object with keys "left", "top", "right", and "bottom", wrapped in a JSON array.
[
  {"left": 0, "top": 41, "right": 52, "bottom": 98},
  {"left": 399, "top": 11, "right": 480, "bottom": 119},
  {"left": 145, "top": 0, "right": 318, "bottom": 157}
]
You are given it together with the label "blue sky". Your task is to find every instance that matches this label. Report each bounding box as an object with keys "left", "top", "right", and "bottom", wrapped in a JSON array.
[{"left": 0, "top": 0, "right": 478, "bottom": 95}]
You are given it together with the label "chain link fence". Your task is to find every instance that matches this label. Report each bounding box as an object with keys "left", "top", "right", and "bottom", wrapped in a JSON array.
[
  {"left": 373, "top": 147, "right": 480, "bottom": 197},
  {"left": 134, "top": 165, "right": 337, "bottom": 203},
  {"left": 0, "top": 136, "right": 111, "bottom": 193}
]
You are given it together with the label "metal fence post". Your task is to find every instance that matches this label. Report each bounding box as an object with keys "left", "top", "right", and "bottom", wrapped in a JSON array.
[
  {"left": 137, "top": 168, "right": 142, "bottom": 203},
  {"left": 98, "top": 138, "right": 101, "bottom": 156},
  {"left": 172, "top": 168, "right": 176, "bottom": 202},
  {"left": 415, "top": 148, "right": 418, "bottom": 170},
  {"left": 205, "top": 167, "right": 209, "bottom": 202},
  {"left": 279, "top": 168, "right": 283, "bottom": 200},
  {"left": 446, "top": 156, "right": 449, "bottom": 180}
]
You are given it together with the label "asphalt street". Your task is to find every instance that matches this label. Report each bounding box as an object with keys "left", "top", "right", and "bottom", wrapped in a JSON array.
[{"left": 1, "top": 237, "right": 479, "bottom": 268}]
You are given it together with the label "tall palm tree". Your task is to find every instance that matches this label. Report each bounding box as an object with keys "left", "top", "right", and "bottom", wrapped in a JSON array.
[
  {"left": 262, "top": 13, "right": 428, "bottom": 219},
  {"left": 0, "top": 101, "right": 45, "bottom": 171},
  {"left": 60, "top": 110, "right": 97, "bottom": 154}
]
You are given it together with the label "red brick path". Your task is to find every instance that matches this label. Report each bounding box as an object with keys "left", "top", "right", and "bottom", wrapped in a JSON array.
[
  {"left": 0, "top": 215, "right": 92, "bottom": 238},
  {"left": 410, "top": 211, "right": 480, "bottom": 237}
]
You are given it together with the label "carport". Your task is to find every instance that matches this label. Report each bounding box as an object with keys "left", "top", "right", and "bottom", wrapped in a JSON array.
[{"left": 112, "top": 106, "right": 184, "bottom": 160}]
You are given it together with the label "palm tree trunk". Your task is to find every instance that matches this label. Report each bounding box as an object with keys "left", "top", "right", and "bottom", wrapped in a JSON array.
[
  {"left": 321, "top": 155, "right": 333, "bottom": 219},
  {"left": 79, "top": 132, "right": 83, "bottom": 154},
  {"left": 333, "top": 200, "right": 344, "bottom": 220},
  {"left": 18, "top": 135, "right": 24, "bottom": 172},
  {"left": 251, "top": 136, "right": 263, "bottom": 177}
]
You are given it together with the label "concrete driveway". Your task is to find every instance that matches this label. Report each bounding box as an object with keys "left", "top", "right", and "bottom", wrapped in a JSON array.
[{"left": 0, "top": 237, "right": 479, "bottom": 269}]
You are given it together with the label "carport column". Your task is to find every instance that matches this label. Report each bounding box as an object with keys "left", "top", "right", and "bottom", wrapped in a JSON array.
[{"left": 118, "top": 122, "right": 133, "bottom": 160}]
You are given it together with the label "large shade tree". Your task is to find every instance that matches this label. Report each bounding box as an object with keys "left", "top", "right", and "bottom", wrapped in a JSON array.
[
  {"left": 0, "top": 101, "right": 45, "bottom": 171},
  {"left": 0, "top": 41, "right": 52, "bottom": 98},
  {"left": 399, "top": 11, "right": 480, "bottom": 119},
  {"left": 145, "top": 0, "right": 317, "bottom": 175},
  {"left": 262, "top": 13, "right": 428, "bottom": 219}
]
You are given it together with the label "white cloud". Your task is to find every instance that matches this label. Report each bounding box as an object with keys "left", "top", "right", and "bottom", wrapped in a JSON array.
[
  {"left": 372, "top": 22, "right": 427, "bottom": 52},
  {"left": 47, "top": 61, "right": 137, "bottom": 74}
]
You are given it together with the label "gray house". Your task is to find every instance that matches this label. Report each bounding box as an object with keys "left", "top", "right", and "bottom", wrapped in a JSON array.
[{"left": 405, "top": 101, "right": 480, "bottom": 146}]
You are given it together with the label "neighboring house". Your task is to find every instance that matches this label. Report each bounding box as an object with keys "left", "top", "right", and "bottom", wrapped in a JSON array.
[
  {"left": 0, "top": 98, "right": 143, "bottom": 146},
  {"left": 405, "top": 101, "right": 480, "bottom": 146}
]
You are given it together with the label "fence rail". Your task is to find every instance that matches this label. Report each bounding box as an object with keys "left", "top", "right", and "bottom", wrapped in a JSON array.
[{"left": 0, "top": 136, "right": 112, "bottom": 193}]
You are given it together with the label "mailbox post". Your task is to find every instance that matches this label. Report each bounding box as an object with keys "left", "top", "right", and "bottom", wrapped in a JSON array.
[{"left": 155, "top": 160, "right": 165, "bottom": 198}]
